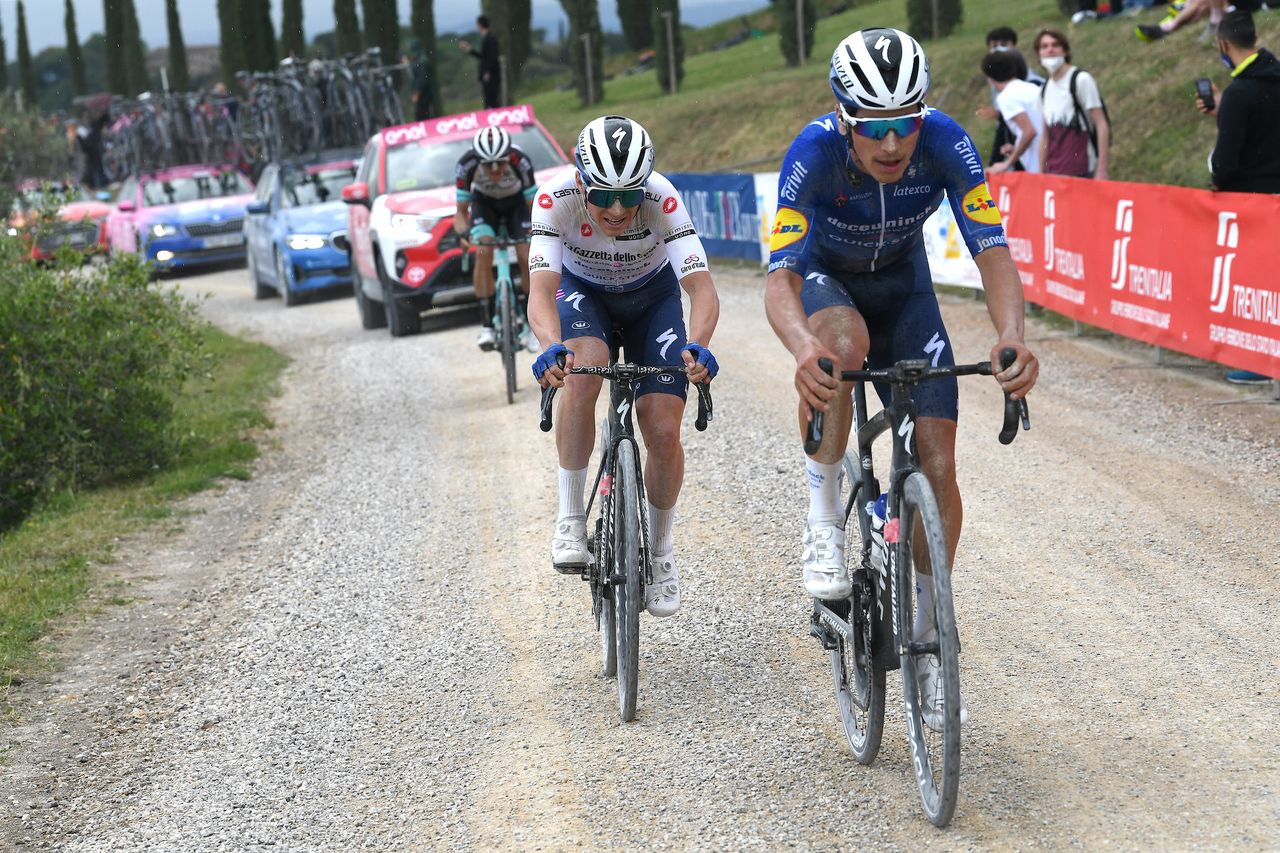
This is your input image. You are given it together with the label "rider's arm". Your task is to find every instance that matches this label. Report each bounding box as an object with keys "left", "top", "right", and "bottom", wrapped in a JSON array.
[
  {"left": 528, "top": 269, "right": 570, "bottom": 384},
  {"left": 679, "top": 270, "right": 720, "bottom": 384},
  {"left": 765, "top": 267, "right": 838, "bottom": 413},
  {"left": 453, "top": 199, "right": 470, "bottom": 240},
  {"left": 973, "top": 245, "right": 1038, "bottom": 399}
]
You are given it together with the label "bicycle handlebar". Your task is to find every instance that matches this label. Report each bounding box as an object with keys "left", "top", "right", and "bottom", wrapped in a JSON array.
[
  {"left": 803, "top": 347, "right": 1030, "bottom": 454},
  {"left": 539, "top": 353, "right": 713, "bottom": 434}
]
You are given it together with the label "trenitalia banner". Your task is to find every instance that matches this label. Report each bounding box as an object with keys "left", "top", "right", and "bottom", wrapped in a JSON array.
[
  {"left": 665, "top": 173, "right": 762, "bottom": 263},
  {"left": 987, "top": 172, "right": 1280, "bottom": 379}
]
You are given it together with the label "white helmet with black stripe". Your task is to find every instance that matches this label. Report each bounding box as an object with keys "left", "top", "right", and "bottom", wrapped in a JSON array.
[
  {"left": 829, "top": 28, "right": 930, "bottom": 114},
  {"left": 575, "top": 115, "right": 654, "bottom": 190},
  {"left": 472, "top": 126, "right": 511, "bottom": 161}
]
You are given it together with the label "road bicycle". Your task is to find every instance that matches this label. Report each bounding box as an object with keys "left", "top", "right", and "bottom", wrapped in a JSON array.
[
  {"left": 804, "top": 348, "right": 1029, "bottom": 827},
  {"left": 539, "top": 345, "right": 712, "bottom": 721},
  {"left": 462, "top": 237, "right": 528, "bottom": 405}
]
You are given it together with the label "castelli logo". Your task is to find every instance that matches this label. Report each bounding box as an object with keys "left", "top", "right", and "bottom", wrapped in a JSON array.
[
  {"left": 581, "top": 223, "right": 593, "bottom": 237},
  {"left": 538, "top": 194, "right": 553, "bottom": 209},
  {"left": 663, "top": 197, "right": 677, "bottom": 214}
]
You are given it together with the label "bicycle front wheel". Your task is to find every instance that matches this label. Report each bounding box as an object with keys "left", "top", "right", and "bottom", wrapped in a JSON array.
[
  {"left": 498, "top": 284, "right": 517, "bottom": 405},
  {"left": 896, "top": 471, "right": 961, "bottom": 827},
  {"left": 612, "top": 440, "right": 642, "bottom": 722}
]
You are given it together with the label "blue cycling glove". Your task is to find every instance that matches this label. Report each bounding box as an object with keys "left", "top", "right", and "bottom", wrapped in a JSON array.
[
  {"left": 683, "top": 343, "right": 719, "bottom": 381},
  {"left": 532, "top": 342, "right": 572, "bottom": 383}
]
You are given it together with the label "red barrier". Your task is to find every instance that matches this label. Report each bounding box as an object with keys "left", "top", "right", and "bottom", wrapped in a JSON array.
[{"left": 987, "top": 172, "right": 1280, "bottom": 379}]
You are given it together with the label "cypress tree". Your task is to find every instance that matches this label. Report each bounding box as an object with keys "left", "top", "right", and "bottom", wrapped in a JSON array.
[
  {"left": 776, "top": 0, "right": 816, "bottom": 67},
  {"left": 165, "top": 0, "right": 190, "bottom": 91},
  {"left": 377, "top": 0, "right": 399, "bottom": 65},
  {"left": 66, "top": 0, "right": 87, "bottom": 95},
  {"left": 617, "top": 0, "right": 653, "bottom": 52},
  {"left": 103, "top": 0, "right": 127, "bottom": 93},
  {"left": 217, "top": 0, "right": 245, "bottom": 82},
  {"left": 559, "top": 0, "right": 603, "bottom": 107},
  {"left": 0, "top": 16, "right": 8, "bottom": 94},
  {"left": 905, "top": 0, "right": 963, "bottom": 40},
  {"left": 333, "top": 0, "right": 362, "bottom": 57},
  {"left": 359, "top": 0, "right": 380, "bottom": 54},
  {"left": 16, "top": 0, "right": 35, "bottom": 108},
  {"left": 409, "top": 0, "right": 442, "bottom": 115},
  {"left": 507, "top": 0, "right": 532, "bottom": 87},
  {"left": 281, "top": 0, "right": 305, "bottom": 60},
  {"left": 651, "top": 0, "right": 683, "bottom": 94},
  {"left": 121, "top": 0, "right": 149, "bottom": 93},
  {"left": 240, "top": 0, "right": 263, "bottom": 70},
  {"left": 258, "top": 0, "right": 278, "bottom": 68}
]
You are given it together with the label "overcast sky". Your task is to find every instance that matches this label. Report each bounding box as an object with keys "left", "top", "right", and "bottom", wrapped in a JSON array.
[{"left": 1, "top": 0, "right": 765, "bottom": 57}]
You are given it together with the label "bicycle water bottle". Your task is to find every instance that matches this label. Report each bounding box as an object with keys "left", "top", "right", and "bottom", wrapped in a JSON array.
[{"left": 867, "top": 493, "right": 888, "bottom": 573}]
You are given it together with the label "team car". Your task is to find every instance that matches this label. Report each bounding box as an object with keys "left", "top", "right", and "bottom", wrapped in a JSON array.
[
  {"left": 339, "top": 104, "right": 574, "bottom": 336},
  {"left": 104, "top": 165, "right": 255, "bottom": 271},
  {"left": 244, "top": 154, "right": 358, "bottom": 306},
  {"left": 6, "top": 180, "right": 111, "bottom": 261}
]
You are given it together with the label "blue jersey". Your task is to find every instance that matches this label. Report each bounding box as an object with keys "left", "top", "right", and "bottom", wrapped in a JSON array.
[{"left": 768, "top": 109, "right": 1006, "bottom": 277}]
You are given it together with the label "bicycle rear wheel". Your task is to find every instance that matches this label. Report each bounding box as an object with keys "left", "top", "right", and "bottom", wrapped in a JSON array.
[
  {"left": 612, "top": 440, "right": 642, "bottom": 722},
  {"left": 498, "top": 284, "right": 517, "bottom": 405},
  {"left": 896, "top": 471, "right": 961, "bottom": 827},
  {"left": 831, "top": 454, "right": 886, "bottom": 765}
]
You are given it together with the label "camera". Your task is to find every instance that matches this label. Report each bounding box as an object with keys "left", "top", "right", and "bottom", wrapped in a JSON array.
[{"left": 1195, "top": 78, "right": 1215, "bottom": 112}]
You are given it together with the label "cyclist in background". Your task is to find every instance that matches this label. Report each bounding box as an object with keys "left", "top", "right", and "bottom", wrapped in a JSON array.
[
  {"left": 454, "top": 126, "right": 539, "bottom": 351},
  {"left": 763, "top": 28, "right": 1039, "bottom": 728},
  {"left": 528, "top": 115, "right": 720, "bottom": 618}
]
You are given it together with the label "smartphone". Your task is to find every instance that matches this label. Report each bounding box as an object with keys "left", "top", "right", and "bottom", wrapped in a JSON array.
[{"left": 1196, "top": 78, "right": 1215, "bottom": 111}]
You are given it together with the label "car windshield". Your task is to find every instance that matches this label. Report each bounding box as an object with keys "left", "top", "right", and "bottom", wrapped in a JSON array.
[
  {"left": 281, "top": 164, "right": 357, "bottom": 208},
  {"left": 141, "top": 171, "right": 252, "bottom": 207},
  {"left": 15, "top": 183, "right": 85, "bottom": 211},
  {"left": 384, "top": 125, "right": 565, "bottom": 192}
]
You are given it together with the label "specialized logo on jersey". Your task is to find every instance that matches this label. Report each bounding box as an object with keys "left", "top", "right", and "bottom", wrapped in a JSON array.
[
  {"left": 663, "top": 197, "right": 678, "bottom": 215},
  {"left": 538, "top": 194, "right": 553, "bottom": 209},
  {"left": 581, "top": 223, "right": 593, "bottom": 237},
  {"left": 961, "top": 183, "right": 1001, "bottom": 226},
  {"left": 769, "top": 208, "right": 809, "bottom": 252}
]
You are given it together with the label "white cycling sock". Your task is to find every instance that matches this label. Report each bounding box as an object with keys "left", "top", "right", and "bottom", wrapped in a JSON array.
[
  {"left": 913, "top": 570, "right": 935, "bottom": 641},
  {"left": 648, "top": 501, "right": 675, "bottom": 555},
  {"left": 558, "top": 466, "right": 588, "bottom": 520},
  {"left": 805, "top": 458, "right": 844, "bottom": 526}
]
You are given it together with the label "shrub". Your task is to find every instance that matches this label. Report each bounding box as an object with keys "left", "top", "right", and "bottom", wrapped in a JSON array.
[
  {"left": 906, "top": 0, "right": 964, "bottom": 41},
  {"left": 0, "top": 249, "right": 207, "bottom": 530}
]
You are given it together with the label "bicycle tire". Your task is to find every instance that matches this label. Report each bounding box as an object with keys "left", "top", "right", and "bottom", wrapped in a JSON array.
[
  {"left": 896, "top": 471, "right": 961, "bottom": 827},
  {"left": 613, "top": 440, "right": 642, "bottom": 722},
  {"left": 831, "top": 454, "right": 886, "bottom": 765},
  {"left": 499, "top": 283, "right": 517, "bottom": 404}
]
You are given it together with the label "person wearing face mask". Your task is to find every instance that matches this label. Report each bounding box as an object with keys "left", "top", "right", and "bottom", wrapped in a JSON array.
[
  {"left": 1033, "top": 28, "right": 1111, "bottom": 180},
  {"left": 528, "top": 115, "right": 721, "bottom": 617},
  {"left": 976, "top": 27, "right": 1044, "bottom": 170},
  {"left": 764, "top": 28, "right": 1039, "bottom": 732}
]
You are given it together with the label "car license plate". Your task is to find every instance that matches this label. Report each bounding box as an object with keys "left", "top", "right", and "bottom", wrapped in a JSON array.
[
  {"left": 203, "top": 233, "right": 243, "bottom": 249},
  {"left": 66, "top": 233, "right": 86, "bottom": 246}
]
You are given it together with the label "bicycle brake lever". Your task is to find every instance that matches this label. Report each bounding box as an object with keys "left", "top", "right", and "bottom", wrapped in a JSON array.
[
  {"left": 538, "top": 352, "right": 567, "bottom": 433},
  {"left": 804, "top": 357, "right": 834, "bottom": 455},
  {"left": 997, "top": 347, "right": 1030, "bottom": 445}
]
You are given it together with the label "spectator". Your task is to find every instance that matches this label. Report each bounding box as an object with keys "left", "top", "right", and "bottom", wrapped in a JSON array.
[
  {"left": 459, "top": 15, "right": 501, "bottom": 109},
  {"left": 1196, "top": 8, "right": 1279, "bottom": 385},
  {"left": 976, "top": 27, "right": 1044, "bottom": 169},
  {"left": 1136, "top": 0, "right": 1227, "bottom": 44},
  {"left": 982, "top": 51, "right": 1045, "bottom": 173},
  {"left": 1034, "top": 28, "right": 1111, "bottom": 180},
  {"left": 406, "top": 39, "right": 438, "bottom": 121}
]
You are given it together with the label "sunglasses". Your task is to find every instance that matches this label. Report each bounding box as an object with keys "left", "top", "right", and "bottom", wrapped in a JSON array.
[
  {"left": 841, "top": 107, "right": 927, "bottom": 141},
  {"left": 585, "top": 187, "right": 645, "bottom": 209}
]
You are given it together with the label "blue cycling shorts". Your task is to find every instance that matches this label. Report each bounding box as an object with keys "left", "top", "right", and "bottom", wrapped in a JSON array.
[
  {"left": 555, "top": 263, "right": 688, "bottom": 400},
  {"left": 800, "top": 242, "right": 958, "bottom": 421}
]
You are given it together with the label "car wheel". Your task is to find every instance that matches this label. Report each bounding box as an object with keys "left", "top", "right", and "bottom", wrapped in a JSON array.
[
  {"left": 375, "top": 250, "right": 420, "bottom": 337},
  {"left": 353, "top": 254, "right": 387, "bottom": 330},
  {"left": 248, "top": 250, "right": 272, "bottom": 300},
  {"left": 276, "top": 250, "right": 301, "bottom": 307}
]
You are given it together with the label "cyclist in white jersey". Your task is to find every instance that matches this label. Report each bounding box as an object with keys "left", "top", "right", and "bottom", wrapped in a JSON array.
[{"left": 528, "top": 115, "right": 720, "bottom": 617}]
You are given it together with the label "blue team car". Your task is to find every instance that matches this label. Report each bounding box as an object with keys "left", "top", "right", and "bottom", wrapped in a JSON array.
[{"left": 244, "top": 155, "right": 359, "bottom": 305}]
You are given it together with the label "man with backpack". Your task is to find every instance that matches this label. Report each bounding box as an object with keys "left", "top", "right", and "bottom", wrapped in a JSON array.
[{"left": 1033, "top": 28, "right": 1112, "bottom": 179}]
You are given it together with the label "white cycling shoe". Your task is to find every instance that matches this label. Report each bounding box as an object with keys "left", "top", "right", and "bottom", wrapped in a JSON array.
[
  {"left": 802, "top": 522, "right": 850, "bottom": 598},
  {"left": 476, "top": 326, "right": 497, "bottom": 351},
  {"left": 521, "top": 327, "right": 540, "bottom": 353},
  {"left": 551, "top": 515, "right": 589, "bottom": 572},
  {"left": 645, "top": 551, "right": 680, "bottom": 618},
  {"left": 915, "top": 629, "right": 968, "bottom": 733}
]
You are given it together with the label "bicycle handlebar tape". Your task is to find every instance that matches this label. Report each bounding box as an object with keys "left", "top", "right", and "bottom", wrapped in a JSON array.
[
  {"left": 538, "top": 352, "right": 568, "bottom": 433},
  {"left": 997, "top": 347, "right": 1028, "bottom": 445},
  {"left": 694, "top": 382, "right": 712, "bottom": 432},
  {"left": 803, "top": 357, "right": 834, "bottom": 456}
]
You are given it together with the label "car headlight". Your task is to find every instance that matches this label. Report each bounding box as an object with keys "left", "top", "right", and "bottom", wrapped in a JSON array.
[
  {"left": 151, "top": 223, "right": 179, "bottom": 237},
  {"left": 390, "top": 214, "right": 436, "bottom": 234},
  {"left": 287, "top": 234, "right": 327, "bottom": 250}
]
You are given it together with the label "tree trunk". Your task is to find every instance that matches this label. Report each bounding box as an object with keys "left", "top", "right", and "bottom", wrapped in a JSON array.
[
  {"left": 560, "top": 0, "right": 603, "bottom": 107},
  {"left": 905, "top": 0, "right": 963, "bottom": 40},
  {"left": 652, "top": 0, "right": 683, "bottom": 94},
  {"left": 776, "top": 0, "right": 816, "bottom": 68}
]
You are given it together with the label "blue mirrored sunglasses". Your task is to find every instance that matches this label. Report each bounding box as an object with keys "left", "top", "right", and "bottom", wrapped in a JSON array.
[
  {"left": 585, "top": 187, "right": 645, "bottom": 208},
  {"left": 842, "top": 107, "right": 927, "bottom": 141}
]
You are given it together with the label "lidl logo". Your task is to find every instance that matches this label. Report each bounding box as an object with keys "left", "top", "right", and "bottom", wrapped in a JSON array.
[
  {"left": 962, "top": 183, "right": 1001, "bottom": 226},
  {"left": 769, "top": 207, "right": 809, "bottom": 252}
]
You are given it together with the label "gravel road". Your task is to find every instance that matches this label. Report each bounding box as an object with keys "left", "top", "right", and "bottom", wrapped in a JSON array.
[{"left": 3, "top": 262, "right": 1278, "bottom": 851}]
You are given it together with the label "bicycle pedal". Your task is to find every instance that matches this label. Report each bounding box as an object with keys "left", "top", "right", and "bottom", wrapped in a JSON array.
[{"left": 553, "top": 561, "right": 587, "bottom": 576}]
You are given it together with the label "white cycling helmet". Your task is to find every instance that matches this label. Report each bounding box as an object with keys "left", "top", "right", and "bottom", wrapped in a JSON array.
[
  {"left": 575, "top": 115, "right": 654, "bottom": 189},
  {"left": 830, "top": 28, "right": 931, "bottom": 114},
  {"left": 472, "top": 126, "right": 511, "bottom": 162}
]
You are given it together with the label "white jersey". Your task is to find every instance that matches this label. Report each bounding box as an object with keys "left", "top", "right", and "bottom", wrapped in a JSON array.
[{"left": 528, "top": 170, "right": 709, "bottom": 293}]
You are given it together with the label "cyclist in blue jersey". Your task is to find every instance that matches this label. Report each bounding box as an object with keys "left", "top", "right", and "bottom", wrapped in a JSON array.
[{"left": 764, "top": 28, "right": 1040, "bottom": 728}]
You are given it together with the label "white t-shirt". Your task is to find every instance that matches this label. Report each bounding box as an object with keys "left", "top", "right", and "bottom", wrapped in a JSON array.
[
  {"left": 1040, "top": 67, "right": 1104, "bottom": 172},
  {"left": 995, "top": 78, "right": 1046, "bottom": 173},
  {"left": 528, "top": 170, "right": 709, "bottom": 293}
]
